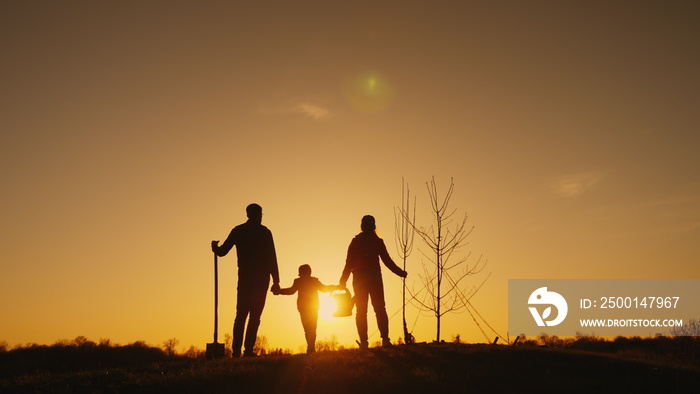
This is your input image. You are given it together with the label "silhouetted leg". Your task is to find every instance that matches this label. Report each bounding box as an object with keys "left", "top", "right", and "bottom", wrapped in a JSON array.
[
  {"left": 243, "top": 280, "right": 269, "bottom": 356},
  {"left": 232, "top": 311, "right": 247, "bottom": 357},
  {"left": 368, "top": 275, "right": 390, "bottom": 344},
  {"left": 233, "top": 282, "right": 252, "bottom": 357},
  {"left": 353, "top": 278, "right": 369, "bottom": 348},
  {"left": 300, "top": 308, "right": 318, "bottom": 353}
]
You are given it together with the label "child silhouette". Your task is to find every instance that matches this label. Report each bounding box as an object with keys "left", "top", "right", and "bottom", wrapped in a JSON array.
[{"left": 274, "top": 264, "right": 339, "bottom": 354}]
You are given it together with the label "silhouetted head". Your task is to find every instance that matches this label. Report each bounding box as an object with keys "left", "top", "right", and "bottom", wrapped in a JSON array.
[
  {"left": 246, "top": 203, "right": 263, "bottom": 224},
  {"left": 360, "top": 215, "right": 376, "bottom": 232},
  {"left": 298, "top": 264, "right": 311, "bottom": 278}
]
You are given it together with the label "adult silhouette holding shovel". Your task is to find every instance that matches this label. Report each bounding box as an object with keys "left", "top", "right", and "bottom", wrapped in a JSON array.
[
  {"left": 212, "top": 203, "right": 280, "bottom": 357},
  {"left": 340, "top": 215, "right": 407, "bottom": 349}
]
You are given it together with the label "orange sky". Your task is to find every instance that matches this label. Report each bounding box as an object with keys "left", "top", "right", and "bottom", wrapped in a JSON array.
[{"left": 2, "top": 1, "right": 699, "bottom": 352}]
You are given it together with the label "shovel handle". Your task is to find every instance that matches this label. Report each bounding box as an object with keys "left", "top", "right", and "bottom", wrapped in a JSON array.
[{"left": 213, "top": 252, "right": 219, "bottom": 343}]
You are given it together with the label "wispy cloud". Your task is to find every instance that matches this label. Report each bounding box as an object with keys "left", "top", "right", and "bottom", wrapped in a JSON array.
[
  {"left": 295, "top": 102, "right": 331, "bottom": 120},
  {"left": 258, "top": 98, "right": 333, "bottom": 121},
  {"left": 551, "top": 172, "right": 603, "bottom": 197}
]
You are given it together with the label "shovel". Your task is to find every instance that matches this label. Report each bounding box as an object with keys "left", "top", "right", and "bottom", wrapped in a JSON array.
[{"left": 206, "top": 252, "right": 226, "bottom": 359}]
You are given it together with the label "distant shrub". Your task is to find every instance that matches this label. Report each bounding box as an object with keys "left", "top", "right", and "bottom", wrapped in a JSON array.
[
  {"left": 538, "top": 335, "right": 571, "bottom": 348},
  {"left": 267, "top": 348, "right": 293, "bottom": 356},
  {"left": 670, "top": 318, "right": 700, "bottom": 336},
  {"left": 163, "top": 338, "right": 180, "bottom": 356},
  {"left": 72, "top": 336, "right": 95, "bottom": 347},
  {"left": 317, "top": 336, "right": 340, "bottom": 352},
  {"left": 254, "top": 335, "right": 269, "bottom": 355},
  {"left": 567, "top": 335, "right": 608, "bottom": 352},
  {"left": 183, "top": 345, "right": 205, "bottom": 358},
  {"left": 0, "top": 337, "right": 171, "bottom": 378}
]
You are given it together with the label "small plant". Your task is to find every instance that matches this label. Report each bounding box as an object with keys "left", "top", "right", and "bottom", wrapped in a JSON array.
[{"left": 405, "top": 177, "right": 489, "bottom": 343}]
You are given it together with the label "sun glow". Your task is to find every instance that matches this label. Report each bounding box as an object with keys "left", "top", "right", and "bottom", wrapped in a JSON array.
[{"left": 319, "top": 292, "right": 337, "bottom": 321}]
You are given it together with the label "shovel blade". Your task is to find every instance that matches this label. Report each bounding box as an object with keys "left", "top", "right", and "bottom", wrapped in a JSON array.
[{"left": 206, "top": 342, "right": 226, "bottom": 360}]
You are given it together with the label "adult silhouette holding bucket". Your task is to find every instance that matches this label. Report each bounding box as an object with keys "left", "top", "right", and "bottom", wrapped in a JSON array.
[
  {"left": 340, "top": 215, "right": 407, "bottom": 348},
  {"left": 212, "top": 203, "right": 280, "bottom": 357}
]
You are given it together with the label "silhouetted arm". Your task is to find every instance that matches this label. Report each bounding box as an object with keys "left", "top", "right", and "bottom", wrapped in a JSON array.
[
  {"left": 277, "top": 279, "right": 299, "bottom": 295},
  {"left": 378, "top": 239, "right": 407, "bottom": 278},
  {"left": 316, "top": 278, "right": 338, "bottom": 293},
  {"left": 277, "top": 287, "right": 296, "bottom": 295},
  {"left": 265, "top": 230, "right": 281, "bottom": 295},
  {"left": 339, "top": 240, "right": 356, "bottom": 286},
  {"left": 213, "top": 227, "right": 238, "bottom": 257},
  {"left": 267, "top": 231, "right": 280, "bottom": 285}
]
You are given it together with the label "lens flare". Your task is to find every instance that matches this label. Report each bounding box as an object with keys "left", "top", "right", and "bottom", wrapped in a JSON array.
[{"left": 343, "top": 72, "right": 395, "bottom": 113}]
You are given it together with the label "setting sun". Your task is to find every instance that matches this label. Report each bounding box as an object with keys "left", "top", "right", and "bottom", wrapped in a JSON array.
[{"left": 318, "top": 293, "right": 337, "bottom": 321}]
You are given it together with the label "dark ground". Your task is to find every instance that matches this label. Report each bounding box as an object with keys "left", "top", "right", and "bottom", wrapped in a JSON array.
[{"left": 2, "top": 342, "right": 699, "bottom": 393}]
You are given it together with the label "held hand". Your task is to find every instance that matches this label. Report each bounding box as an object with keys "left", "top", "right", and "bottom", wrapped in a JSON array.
[{"left": 270, "top": 283, "right": 281, "bottom": 295}]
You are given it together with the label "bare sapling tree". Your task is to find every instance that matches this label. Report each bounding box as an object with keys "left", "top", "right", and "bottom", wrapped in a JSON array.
[
  {"left": 408, "top": 177, "right": 487, "bottom": 343},
  {"left": 395, "top": 177, "right": 416, "bottom": 344}
]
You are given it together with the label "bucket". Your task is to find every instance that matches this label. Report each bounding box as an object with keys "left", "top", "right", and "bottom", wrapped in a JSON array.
[{"left": 331, "top": 288, "right": 354, "bottom": 317}]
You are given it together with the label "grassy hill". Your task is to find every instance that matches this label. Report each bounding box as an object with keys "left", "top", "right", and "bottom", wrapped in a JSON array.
[{"left": 2, "top": 342, "right": 699, "bottom": 393}]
